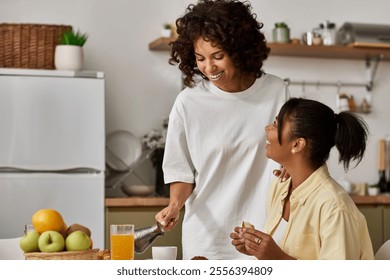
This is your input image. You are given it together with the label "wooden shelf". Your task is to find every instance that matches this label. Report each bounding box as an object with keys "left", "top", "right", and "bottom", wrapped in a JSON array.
[
  {"left": 148, "top": 37, "right": 175, "bottom": 51},
  {"left": 148, "top": 37, "right": 390, "bottom": 60},
  {"left": 268, "top": 43, "right": 390, "bottom": 61}
]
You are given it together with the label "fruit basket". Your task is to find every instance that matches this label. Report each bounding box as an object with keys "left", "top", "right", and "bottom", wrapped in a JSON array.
[{"left": 24, "top": 249, "right": 99, "bottom": 260}]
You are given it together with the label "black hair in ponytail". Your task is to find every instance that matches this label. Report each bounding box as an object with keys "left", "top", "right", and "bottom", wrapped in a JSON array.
[{"left": 277, "top": 97, "right": 369, "bottom": 170}]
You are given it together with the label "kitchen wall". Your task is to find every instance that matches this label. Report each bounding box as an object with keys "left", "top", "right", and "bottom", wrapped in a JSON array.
[{"left": 1, "top": 0, "right": 389, "bottom": 188}]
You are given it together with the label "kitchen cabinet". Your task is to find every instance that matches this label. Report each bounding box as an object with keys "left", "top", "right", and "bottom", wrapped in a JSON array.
[
  {"left": 358, "top": 206, "right": 384, "bottom": 253},
  {"left": 358, "top": 205, "right": 390, "bottom": 254},
  {"left": 384, "top": 206, "right": 390, "bottom": 242},
  {"left": 353, "top": 195, "right": 390, "bottom": 253},
  {"left": 105, "top": 206, "right": 184, "bottom": 260}
]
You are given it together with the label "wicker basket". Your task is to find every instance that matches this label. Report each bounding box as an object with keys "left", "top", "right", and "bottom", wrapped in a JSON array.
[
  {"left": 0, "top": 23, "right": 72, "bottom": 69},
  {"left": 24, "top": 249, "right": 99, "bottom": 260}
]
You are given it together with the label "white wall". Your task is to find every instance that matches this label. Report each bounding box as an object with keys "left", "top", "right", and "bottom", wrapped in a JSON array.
[{"left": 1, "top": 0, "right": 389, "bottom": 189}]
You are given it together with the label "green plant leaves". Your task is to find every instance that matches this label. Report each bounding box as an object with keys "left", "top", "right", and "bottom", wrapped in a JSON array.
[{"left": 59, "top": 30, "right": 88, "bottom": 46}]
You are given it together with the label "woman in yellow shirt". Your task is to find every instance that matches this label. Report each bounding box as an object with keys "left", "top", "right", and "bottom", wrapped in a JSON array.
[{"left": 231, "top": 97, "right": 374, "bottom": 260}]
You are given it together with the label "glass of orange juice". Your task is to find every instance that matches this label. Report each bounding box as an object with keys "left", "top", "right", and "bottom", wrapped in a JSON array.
[{"left": 110, "top": 224, "right": 135, "bottom": 260}]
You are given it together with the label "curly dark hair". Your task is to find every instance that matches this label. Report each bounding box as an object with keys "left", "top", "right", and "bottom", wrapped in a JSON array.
[{"left": 169, "top": 0, "right": 270, "bottom": 87}]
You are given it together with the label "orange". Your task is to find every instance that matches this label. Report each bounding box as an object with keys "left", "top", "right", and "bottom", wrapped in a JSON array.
[{"left": 32, "top": 208, "right": 65, "bottom": 234}]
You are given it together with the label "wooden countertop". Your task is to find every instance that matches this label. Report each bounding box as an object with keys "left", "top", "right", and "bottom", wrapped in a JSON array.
[
  {"left": 106, "top": 195, "right": 390, "bottom": 207},
  {"left": 105, "top": 197, "right": 169, "bottom": 207},
  {"left": 350, "top": 195, "right": 390, "bottom": 205}
]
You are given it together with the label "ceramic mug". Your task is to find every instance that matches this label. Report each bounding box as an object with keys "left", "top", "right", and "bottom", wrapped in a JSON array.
[{"left": 152, "top": 246, "right": 177, "bottom": 260}]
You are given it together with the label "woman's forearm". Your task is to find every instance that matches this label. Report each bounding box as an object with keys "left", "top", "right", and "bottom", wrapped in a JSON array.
[{"left": 169, "top": 182, "right": 194, "bottom": 209}]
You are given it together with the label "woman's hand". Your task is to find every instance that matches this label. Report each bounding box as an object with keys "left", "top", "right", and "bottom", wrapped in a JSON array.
[
  {"left": 230, "top": 227, "right": 251, "bottom": 256},
  {"left": 155, "top": 182, "right": 194, "bottom": 231},
  {"left": 155, "top": 204, "right": 180, "bottom": 231},
  {"left": 239, "top": 228, "right": 295, "bottom": 260},
  {"left": 273, "top": 166, "right": 290, "bottom": 182}
]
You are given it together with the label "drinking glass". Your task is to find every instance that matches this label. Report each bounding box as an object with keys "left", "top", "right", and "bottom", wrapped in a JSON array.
[
  {"left": 24, "top": 224, "right": 35, "bottom": 234},
  {"left": 110, "top": 224, "right": 135, "bottom": 260}
]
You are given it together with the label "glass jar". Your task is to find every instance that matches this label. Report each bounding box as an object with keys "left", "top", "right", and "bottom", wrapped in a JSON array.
[
  {"left": 319, "top": 21, "right": 336, "bottom": 45},
  {"left": 273, "top": 22, "right": 290, "bottom": 43}
]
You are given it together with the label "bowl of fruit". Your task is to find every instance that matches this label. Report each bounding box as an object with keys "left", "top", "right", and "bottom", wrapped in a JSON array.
[{"left": 20, "top": 208, "right": 99, "bottom": 260}]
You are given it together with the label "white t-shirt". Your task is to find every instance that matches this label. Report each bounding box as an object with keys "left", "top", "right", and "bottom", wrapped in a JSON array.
[{"left": 163, "top": 73, "right": 288, "bottom": 259}]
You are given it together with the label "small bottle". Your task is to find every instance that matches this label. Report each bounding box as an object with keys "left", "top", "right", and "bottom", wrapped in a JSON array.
[
  {"left": 386, "top": 136, "right": 390, "bottom": 193},
  {"left": 348, "top": 95, "right": 356, "bottom": 112},
  {"left": 378, "top": 170, "right": 387, "bottom": 193},
  {"left": 378, "top": 139, "right": 387, "bottom": 193},
  {"left": 361, "top": 98, "right": 371, "bottom": 113}
]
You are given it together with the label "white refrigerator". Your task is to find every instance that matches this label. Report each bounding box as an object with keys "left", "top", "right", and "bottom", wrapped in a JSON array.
[{"left": 0, "top": 68, "right": 105, "bottom": 249}]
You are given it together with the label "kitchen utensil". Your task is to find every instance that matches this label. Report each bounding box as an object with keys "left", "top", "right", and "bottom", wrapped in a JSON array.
[
  {"left": 134, "top": 222, "right": 165, "bottom": 254},
  {"left": 302, "top": 31, "right": 313, "bottom": 45},
  {"left": 319, "top": 21, "right": 336, "bottom": 45},
  {"left": 106, "top": 130, "right": 142, "bottom": 171},
  {"left": 121, "top": 184, "right": 155, "bottom": 196},
  {"left": 337, "top": 22, "right": 390, "bottom": 46}
]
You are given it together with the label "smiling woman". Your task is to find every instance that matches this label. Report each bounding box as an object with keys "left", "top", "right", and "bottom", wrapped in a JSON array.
[
  {"left": 154, "top": 0, "right": 289, "bottom": 260},
  {"left": 193, "top": 38, "right": 256, "bottom": 92},
  {"left": 231, "top": 97, "right": 374, "bottom": 260}
]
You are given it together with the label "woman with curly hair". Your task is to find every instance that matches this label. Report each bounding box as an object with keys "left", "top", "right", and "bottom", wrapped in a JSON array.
[{"left": 155, "top": 0, "right": 288, "bottom": 259}]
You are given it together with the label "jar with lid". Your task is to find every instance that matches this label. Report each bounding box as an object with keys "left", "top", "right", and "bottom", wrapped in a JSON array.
[
  {"left": 272, "top": 22, "right": 290, "bottom": 43},
  {"left": 319, "top": 21, "right": 336, "bottom": 45},
  {"left": 312, "top": 33, "right": 323, "bottom": 45}
]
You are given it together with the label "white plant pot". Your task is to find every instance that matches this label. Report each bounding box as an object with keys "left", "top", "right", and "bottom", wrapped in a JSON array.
[
  {"left": 367, "top": 188, "right": 380, "bottom": 196},
  {"left": 161, "top": 29, "right": 172, "bottom": 38},
  {"left": 54, "top": 45, "right": 84, "bottom": 71}
]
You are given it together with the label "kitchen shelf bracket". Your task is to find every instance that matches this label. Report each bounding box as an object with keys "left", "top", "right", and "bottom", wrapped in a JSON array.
[{"left": 365, "top": 55, "right": 381, "bottom": 92}]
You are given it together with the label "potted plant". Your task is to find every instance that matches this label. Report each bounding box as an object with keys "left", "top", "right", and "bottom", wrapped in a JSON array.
[
  {"left": 161, "top": 23, "right": 172, "bottom": 38},
  {"left": 55, "top": 29, "right": 88, "bottom": 71}
]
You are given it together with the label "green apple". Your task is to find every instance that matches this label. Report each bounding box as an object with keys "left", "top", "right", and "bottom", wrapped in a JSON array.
[
  {"left": 19, "top": 230, "right": 40, "bottom": 253},
  {"left": 65, "top": 230, "right": 91, "bottom": 251},
  {"left": 38, "top": 230, "right": 65, "bottom": 252}
]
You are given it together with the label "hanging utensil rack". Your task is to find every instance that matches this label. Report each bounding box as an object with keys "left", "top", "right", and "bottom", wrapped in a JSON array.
[{"left": 284, "top": 55, "right": 381, "bottom": 91}]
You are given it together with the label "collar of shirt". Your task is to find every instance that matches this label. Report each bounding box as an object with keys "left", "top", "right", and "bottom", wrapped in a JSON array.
[{"left": 279, "top": 164, "right": 331, "bottom": 207}]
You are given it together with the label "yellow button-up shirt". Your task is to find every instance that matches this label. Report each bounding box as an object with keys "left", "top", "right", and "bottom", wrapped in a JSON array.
[{"left": 264, "top": 164, "right": 374, "bottom": 260}]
